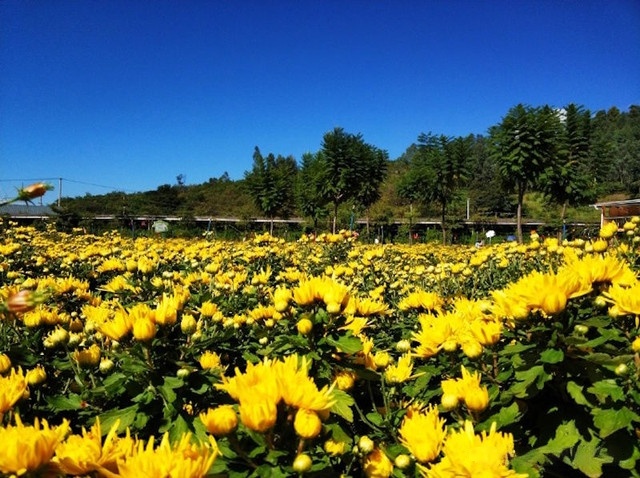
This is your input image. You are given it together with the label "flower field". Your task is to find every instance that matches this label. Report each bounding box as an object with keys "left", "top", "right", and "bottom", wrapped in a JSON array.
[{"left": 1, "top": 220, "right": 639, "bottom": 477}]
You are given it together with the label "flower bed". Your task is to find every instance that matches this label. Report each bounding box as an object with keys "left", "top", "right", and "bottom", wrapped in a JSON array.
[{"left": 1, "top": 222, "right": 639, "bottom": 477}]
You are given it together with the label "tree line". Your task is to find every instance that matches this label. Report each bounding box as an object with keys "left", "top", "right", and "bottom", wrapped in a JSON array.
[{"left": 59, "top": 104, "right": 640, "bottom": 243}]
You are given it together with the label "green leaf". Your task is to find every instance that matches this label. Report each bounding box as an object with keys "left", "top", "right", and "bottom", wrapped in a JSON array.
[
  {"left": 97, "top": 404, "right": 138, "bottom": 435},
  {"left": 46, "top": 393, "right": 83, "bottom": 411},
  {"left": 571, "top": 436, "right": 613, "bottom": 477},
  {"left": 330, "top": 388, "right": 354, "bottom": 422},
  {"left": 542, "top": 420, "right": 581, "bottom": 456},
  {"left": 490, "top": 402, "right": 522, "bottom": 428},
  {"left": 100, "top": 372, "right": 128, "bottom": 395},
  {"left": 366, "top": 411, "right": 384, "bottom": 426},
  {"left": 326, "top": 334, "right": 363, "bottom": 354},
  {"left": 325, "top": 422, "right": 353, "bottom": 446},
  {"left": 567, "top": 381, "right": 592, "bottom": 407},
  {"left": 508, "top": 365, "right": 550, "bottom": 398},
  {"left": 592, "top": 407, "right": 640, "bottom": 438},
  {"left": 158, "top": 376, "right": 184, "bottom": 404},
  {"left": 587, "top": 379, "right": 625, "bottom": 404},
  {"left": 540, "top": 348, "right": 564, "bottom": 364},
  {"left": 168, "top": 414, "right": 191, "bottom": 443}
]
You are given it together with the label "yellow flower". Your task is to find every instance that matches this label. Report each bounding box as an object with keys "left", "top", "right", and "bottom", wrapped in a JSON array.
[
  {"left": 296, "top": 317, "right": 313, "bottom": 335},
  {"left": 116, "top": 432, "right": 217, "bottom": 478},
  {"left": 324, "top": 438, "right": 347, "bottom": 456},
  {"left": 200, "top": 301, "right": 220, "bottom": 317},
  {"left": 384, "top": 353, "right": 414, "bottom": 384},
  {"left": 592, "top": 239, "right": 609, "bottom": 253},
  {"left": 132, "top": 317, "right": 156, "bottom": 342},
  {"left": 275, "top": 356, "right": 335, "bottom": 412},
  {"left": 26, "top": 364, "right": 47, "bottom": 386},
  {"left": 363, "top": 448, "right": 394, "bottom": 478},
  {"left": 398, "top": 290, "right": 443, "bottom": 312},
  {"left": 294, "top": 408, "right": 322, "bottom": 439},
  {"left": 0, "top": 353, "right": 11, "bottom": 374},
  {"left": 99, "top": 310, "right": 133, "bottom": 341},
  {"left": 599, "top": 221, "right": 618, "bottom": 239},
  {"left": 238, "top": 399, "right": 278, "bottom": 432},
  {"left": 0, "top": 367, "right": 28, "bottom": 414},
  {"left": 398, "top": 405, "right": 446, "bottom": 463},
  {"left": 0, "top": 416, "right": 70, "bottom": 476},
  {"left": 73, "top": 344, "right": 102, "bottom": 367},
  {"left": 602, "top": 282, "right": 640, "bottom": 316},
  {"left": 180, "top": 314, "right": 198, "bottom": 334},
  {"left": 440, "top": 366, "right": 489, "bottom": 413},
  {"left": 54, "top": 419, "right": 134, "bottom": 476},
  {"left": 200, "top": 405, "right": 238, "bottom": 436},
  {"left": 199, "top": 351, "right": 223, "bottom": 371},
  {"left": 273, "top": 287, "right": 292, "bottom": 312},
  {"left": 426, "top": 421, "right": 526, "bottom": 478},
  {"left": 333, "top": 370, "right": 356, "bottom": 391},
  {"left": 355, "top": 297, "right": 390, "bottom": 316},
  {"left": 154, "top": 294, "right": 179, "bottom": 326}
]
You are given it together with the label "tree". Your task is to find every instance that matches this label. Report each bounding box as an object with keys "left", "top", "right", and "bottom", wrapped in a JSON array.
[
  {"left": 297, "top": 152, "right": 328, "bottom": 232},
  {"left": 539, "top": 104, "right": 596, "bottom": 226},
  {"left": 489, "top": 104, "right": 561, "bottom": 243},
  {"left": 318, "top": 127, "right": 386, "bottom": 233},
  {"left": 398, "top": 133, "right": 470, "bottom": 244},
  {"left": 353, "top": 145, "right": 388, "bottom": 237},
  {"left": 244, "top": 147, "right": 298, "bottom": 234},
  {"left": 466, "top": 135, "right": 513, "bottom": 216}
]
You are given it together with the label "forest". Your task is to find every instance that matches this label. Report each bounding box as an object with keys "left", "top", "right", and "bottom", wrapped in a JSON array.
[{"left": 57, "top": 104, "right": 640, "bottom": 241}]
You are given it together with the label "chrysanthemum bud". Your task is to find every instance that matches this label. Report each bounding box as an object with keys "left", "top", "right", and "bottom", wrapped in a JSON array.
[
  {"left": 292, "top": 454, "right": 312, "bottom": 473},
  {"left": 294, "top": 409, "right": 322, "bottom": 439},
  {"left": 441, "top": 393, "right": 459, "bottom": 410},
  {"left": 16, "top": 182, "right": 53, "bottom": 202},
  {"left": 180, "top": 314, "right": 197, "bottom": 334},
  {"left": 200, "top": 405, "right": 238, "bottom": 436},
  {"left": 296, "top": 318, "right": 313, "bottom": 335},
  {"left": 26, "top": 365, "right": 47, "bottom": 385},
  {"left": 7, "top": 290, "right": 38, "bottom": 314},
  {"left": 632, "top": 336, "right": 640, "bottom": 353},
  {"left": 396, "top": 339, "right": 411, "bottom": 353},
  {"left": 0, "top": 353, "right": 11, "bottom": 374},
  {"left": 99, "top": 358, "right": 115, "bottom": 373},
  {"left": 394, "top": 454, "right": 412, "bottom": 469},
  {"left": 177, "top": 368, "right": 191, "bottom": 378},
  {"left": 358, "top": 435, "right": 375, "bottom": 454}
]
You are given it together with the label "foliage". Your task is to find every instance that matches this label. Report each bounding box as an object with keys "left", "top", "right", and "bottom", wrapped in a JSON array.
[
  {"left": 54, "top": 105, "right": 640, "bottom": 239},
  {"left": 398, "top": 133, "right": 471, "bottom": 244},
  {"left": 489, "top": 104, "right": 562, "bottom": 243},
  {"left": 244, "top": 148, "right": 298, "bottom": 233}
]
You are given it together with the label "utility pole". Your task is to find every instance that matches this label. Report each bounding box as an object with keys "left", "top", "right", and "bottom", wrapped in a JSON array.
[{"left": 58, "top": 178, "right": 62, "bottom": 207}]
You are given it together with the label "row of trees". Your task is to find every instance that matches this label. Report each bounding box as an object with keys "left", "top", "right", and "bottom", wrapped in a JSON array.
[
  {"left": 57, "top": 104, "right": 639, "bottom": 242},
  {"left": 244, "top": 104, "right": 639, "bottom": 243},
  {"left": 244, "top": 128, "right": 388, "bottom": 234}
]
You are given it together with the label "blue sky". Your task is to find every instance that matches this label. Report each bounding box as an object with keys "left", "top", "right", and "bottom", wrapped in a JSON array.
[{"left": 1, "top": 1, "right": 639, "bottom": 200}]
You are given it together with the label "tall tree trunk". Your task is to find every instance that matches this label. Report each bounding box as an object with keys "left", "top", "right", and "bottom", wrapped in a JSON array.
[
  {"left": 441, "top": 202, "right": 447, "bottom": 245},
  {"left": 333, "top": 202, "right": 338, "bottom": 234},
  {"left": 366, "top": 211, "right": 370, "bottom": 238},
  {"left": 516, "top": 183, "right": 525, "bottom": 243},
  {"left": 269, "top": 218, "right": 274, "bottom": 235}
]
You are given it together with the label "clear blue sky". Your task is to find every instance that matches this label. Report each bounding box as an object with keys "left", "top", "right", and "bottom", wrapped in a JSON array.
[{"left": 1, "top": 1, "right": 639, "bottom": 200}]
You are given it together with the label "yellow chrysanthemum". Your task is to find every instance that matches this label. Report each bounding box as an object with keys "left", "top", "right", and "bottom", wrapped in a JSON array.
[
  {"left": 54, "top": 419, "right": 134, "bottom": 476},
  {"left": 424, "top": 421, "right": 526, "bottom": 478},
  {"left": 363, "top": 448, "right": 394, "bottom": 478},
  {"left": 0, "top": 416, "right": 70, "bottom": 476},
  {"left": 399, "top": 405, "right": 446, "bottom": 463},
  {"left": 0, "top": 367, "right": 28, "bottom": 414},
  {"left": 116, "top": 432, "right": 217, "bottom": 478},
  {"left": 384, "top": 353, "right": 414, "bottom": 384}
]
